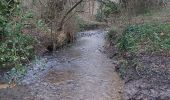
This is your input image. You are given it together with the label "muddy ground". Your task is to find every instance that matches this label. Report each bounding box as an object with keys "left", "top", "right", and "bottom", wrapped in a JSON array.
[{"left": 105, "top": 43, "right": 170, "bottom": 100}]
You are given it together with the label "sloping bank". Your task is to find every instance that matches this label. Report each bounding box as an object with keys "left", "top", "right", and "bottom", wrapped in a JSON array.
[{"left": 106, "top": 23, "right": 170, "bottom": 100}]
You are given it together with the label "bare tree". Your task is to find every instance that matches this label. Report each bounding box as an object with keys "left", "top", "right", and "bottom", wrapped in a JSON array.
[{"left": 22, "top": 0, "right": 99, "bottom": 51}]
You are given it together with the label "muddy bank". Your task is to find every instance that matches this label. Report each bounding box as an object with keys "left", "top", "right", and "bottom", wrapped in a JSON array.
[
  {"left": 123, "top": 54, "right": 170, "bottom": 100},
  {"left": 105, "top": 43, "right": 170, "bottom": 100},
  {"left": 0, "top": 30, "right": 123, "bottom": 100}
]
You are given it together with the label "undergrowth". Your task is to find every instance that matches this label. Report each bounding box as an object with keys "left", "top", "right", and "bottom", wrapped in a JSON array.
[
  {"left": 108, "top": 22, "right": 170, "bottom": 78},
  {"left": 0, "top": 0, "right": 37, "bottom": 82},
  {"left": 107, "top": 27, "right": 118, "bottom": 43},
  {"left": 117, "top": 23, "right": 170, "bottom": 54}
]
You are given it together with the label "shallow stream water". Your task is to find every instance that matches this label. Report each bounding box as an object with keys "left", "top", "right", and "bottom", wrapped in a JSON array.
[{"left": 0, "top": 30, "right": 123, "bottom": 100}]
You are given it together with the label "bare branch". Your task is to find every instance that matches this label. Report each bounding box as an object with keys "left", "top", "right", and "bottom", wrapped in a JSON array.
[{"left": 58, "top": 0, "right": 84, "bottom": 31}]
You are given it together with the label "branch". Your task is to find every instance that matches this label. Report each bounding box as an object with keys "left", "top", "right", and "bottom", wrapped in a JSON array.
[{"left": 58, "top": 0, "right": 84, "bottom": 31}]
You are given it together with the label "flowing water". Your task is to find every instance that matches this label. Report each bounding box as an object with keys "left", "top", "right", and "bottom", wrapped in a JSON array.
[{"left": 0, "top": 30, "right": 123, "bottom": 100}]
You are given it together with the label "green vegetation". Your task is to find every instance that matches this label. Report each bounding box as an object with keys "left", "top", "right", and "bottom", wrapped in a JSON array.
[
  {"left": 0, "top": 1, "right": 36, "bottom": 72},
  {"left": 117, "top": 23, "right": 170, "bottom": 54},
  {"left": 108, "top": 22, "right": 170, "bottom": 78},
  {"left": 107, "top": 26, "right": 118, "bottom": 43},
  {"left": 96, "top": 0, "right": 120, "bottom": 21},
  {"left": 107, "top": 27, "right": 117, "bottom": 39}
]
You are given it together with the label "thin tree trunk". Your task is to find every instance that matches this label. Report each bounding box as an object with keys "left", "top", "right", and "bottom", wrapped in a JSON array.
[{"left": 50, "top": 0, "right": 84, "bottom": 51}]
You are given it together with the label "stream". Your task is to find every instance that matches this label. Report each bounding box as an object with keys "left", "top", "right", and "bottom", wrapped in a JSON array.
[{"left": 0, "top": 30, "right": 123, "bottom": 100}]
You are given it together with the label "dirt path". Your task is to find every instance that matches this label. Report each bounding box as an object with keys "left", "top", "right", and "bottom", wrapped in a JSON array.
[{"left": 0, "top": 30, "right": 123, "bottom": 100}]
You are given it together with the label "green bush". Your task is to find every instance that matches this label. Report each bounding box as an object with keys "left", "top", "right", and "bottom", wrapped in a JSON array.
[
  {"left": 0, "top": 0, "right": 36, "bottom": 70},
  {"left": 116, "top": 23, "right": 170, "bottom": 53},
  {"left": 108, "top": 28, "right": 115, "bottom": 38},
  {"left": 0, "top": 34, "right": 36, "bottom": 68}
]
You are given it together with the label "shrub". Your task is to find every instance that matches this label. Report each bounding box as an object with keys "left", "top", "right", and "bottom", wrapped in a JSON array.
[
  {"left": 107, "top": 27, "right": 118, "bottom": 43},
  {"left": 0, "top": 34, "right": 36, "bottom": 68},
  {"left": 0, "top": 0, "right": 36, "bottom": 70}
]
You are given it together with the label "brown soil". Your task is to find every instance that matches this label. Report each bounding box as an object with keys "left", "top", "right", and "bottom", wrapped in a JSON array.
[{"left": 105, "top": 42, "right": 170, "bottom": 100}]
